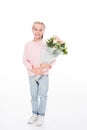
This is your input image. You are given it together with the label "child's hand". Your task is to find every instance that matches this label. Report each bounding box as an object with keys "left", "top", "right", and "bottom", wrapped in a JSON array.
[
  {"left": 36, "top": 67, "right": 43, "bottom": 75},
  {"left": 40, "top": 63, "right": 51, "bottom": 70},
  {"left": 31, "top": 66, "right": 38, "bottom": 75},
  {"left": 31, "top": 66, "right": 43, "bottom": 75}
]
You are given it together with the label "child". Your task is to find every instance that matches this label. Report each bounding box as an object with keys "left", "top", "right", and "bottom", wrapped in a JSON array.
[{"left": 23, "top": 21, "right": 51, "bottom": 126}]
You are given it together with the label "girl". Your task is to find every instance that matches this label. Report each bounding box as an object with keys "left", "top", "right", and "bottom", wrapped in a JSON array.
[{"left": 23, "top": 21, "right": 51, "bottom": 126}]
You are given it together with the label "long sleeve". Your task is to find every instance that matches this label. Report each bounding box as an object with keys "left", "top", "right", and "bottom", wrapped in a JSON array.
[{"left": 23, "top": 43, "right": 32, "bottom": 71}]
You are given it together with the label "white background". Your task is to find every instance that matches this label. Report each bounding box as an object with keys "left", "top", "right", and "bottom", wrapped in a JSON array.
[{"left": 0, "top": 0, "right": 87, "bottom": 130}]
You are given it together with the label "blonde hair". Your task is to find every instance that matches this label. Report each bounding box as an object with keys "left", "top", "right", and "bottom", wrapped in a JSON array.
[
  {"left": 32, "top": 21, "right": 45, "bottom": 38},
  {"left": 32, "top": 21, "right": 46, "bottom": 29}
]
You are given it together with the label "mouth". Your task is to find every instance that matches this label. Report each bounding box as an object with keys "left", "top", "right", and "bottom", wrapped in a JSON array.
[{"left": 35, "top": 34, "right": 40, "bottom": 37}]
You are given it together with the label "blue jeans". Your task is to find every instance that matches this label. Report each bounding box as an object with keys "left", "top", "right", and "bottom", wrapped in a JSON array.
[{"left": 29, "top": 75, "right": 49, "bottom": 116}]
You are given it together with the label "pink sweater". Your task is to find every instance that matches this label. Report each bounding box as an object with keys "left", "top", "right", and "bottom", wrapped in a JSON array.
[{"left": 23, "top": 40, "right": 50, "bottom": 76}]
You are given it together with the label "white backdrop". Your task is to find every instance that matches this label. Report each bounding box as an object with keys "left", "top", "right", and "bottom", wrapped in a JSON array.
[{"left": 0, "top": 0, "right": 87, "bottom": 130}]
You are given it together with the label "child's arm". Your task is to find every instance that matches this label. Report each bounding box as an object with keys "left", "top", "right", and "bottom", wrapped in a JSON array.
[
  {"left": 40, "top": 59, "right": 56, "bottom": 70},
  {"left": 23, "top": 44, "right": 32, "bottom": 71}
]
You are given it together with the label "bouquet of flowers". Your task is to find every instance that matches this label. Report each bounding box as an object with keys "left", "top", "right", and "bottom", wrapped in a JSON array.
[{"left": 35, "top": 35, "right": 68, "bottom": 81}]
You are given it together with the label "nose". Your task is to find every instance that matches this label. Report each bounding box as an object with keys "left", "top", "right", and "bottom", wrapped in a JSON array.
[{"left": 36, "top": 30, "right": 40, "bottom": 33}]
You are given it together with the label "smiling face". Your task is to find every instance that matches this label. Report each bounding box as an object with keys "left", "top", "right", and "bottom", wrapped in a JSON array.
[{"left": 32, "top": 22, "right": 45, "bottom": 41}]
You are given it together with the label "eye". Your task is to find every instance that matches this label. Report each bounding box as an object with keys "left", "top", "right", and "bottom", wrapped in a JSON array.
[
  {"left": 34, "top": 28, "right": 37, "bottom": 31},
  {"left": 39, "top": 29, "right": 42, "bottom": 32}
]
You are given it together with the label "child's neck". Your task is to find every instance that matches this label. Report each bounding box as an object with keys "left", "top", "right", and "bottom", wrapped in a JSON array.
[{"left": 33, "top": 38, "right": 42, "bottom": 43}]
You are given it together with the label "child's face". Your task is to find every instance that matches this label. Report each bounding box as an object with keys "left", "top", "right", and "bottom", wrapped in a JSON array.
[{"left": 32, "top": 23, "right": 45, "bottom": 40}]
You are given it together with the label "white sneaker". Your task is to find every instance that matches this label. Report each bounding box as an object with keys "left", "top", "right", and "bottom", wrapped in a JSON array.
[
  {"left": 27, "top": 114, "right": 38, "bottom": 124},
  {"left": 35, "top": 115, "right": 44, "bottom": 126}
]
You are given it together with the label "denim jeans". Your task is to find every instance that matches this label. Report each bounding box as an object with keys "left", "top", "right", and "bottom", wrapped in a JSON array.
[{"left": 29, "top": 75, "right": 49, "bottom": 116}]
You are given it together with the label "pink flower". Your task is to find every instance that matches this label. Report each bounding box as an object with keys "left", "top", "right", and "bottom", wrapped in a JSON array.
[
  {"left": 54, "top": 36, "right": 64, "bottom": 44},
  {"left": 55, "top": 36, "right": 61, "bottom": 41}
]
